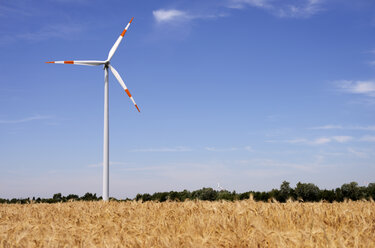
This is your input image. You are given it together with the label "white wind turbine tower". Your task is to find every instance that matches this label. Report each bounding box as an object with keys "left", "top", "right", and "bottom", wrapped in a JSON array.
[{"left": 46, "top": 17, "right": 139, "bottom": 201}]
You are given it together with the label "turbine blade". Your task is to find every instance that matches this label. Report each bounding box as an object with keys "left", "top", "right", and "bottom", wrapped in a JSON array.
[
  {"left": 107, "top": 17, "right": 134, "bottom": 61},
  {"left": 45, "top": 60, "right": 106, "bottom": 66},
  {"left": 109, "top": 65, "right": 140, "bottom": 112}
]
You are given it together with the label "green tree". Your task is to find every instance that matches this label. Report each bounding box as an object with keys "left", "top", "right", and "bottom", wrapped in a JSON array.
[
  {"left": 238, "top": 192, "right": 250, "bottom": 200},
  {"left": 295, "top": 182, "right": 320, "bottom": 202},
  {"left": 279, "top": 181, "right": 292, "bottom": 202},
  {"left": 367, "top": 183, "right": 375, "bottom": 200},
  {"left": 269, "top": 189, "right": 280, "bottom": 201},
  {"left": 176, "top": 190, "right": 191, "bottom": 201},
  {"left": 320, "top": 189, "right": 335, "bottom": 202},
  {"left": 53, "top": 193, "right": 62, "bottom": 202},
  {"left": 81, "top": 193, "right": 98, "bottom": 201},
  {"left": 341, "top": 182, "right": 360, "bottom": 200},
  {"left": 66, "top": 194, "right": 79, "bottom": 201},
  {"left": 192, "top": 188, "right": 218, "bottom": 201},
  {"left": 141, "top": 193, "right": 151, "bottom": 202},
  {"left": 168, "top": 191, "right": 179, "bottom": 201},
  {"left": 151, "top": 192, "right": 169, "bottom": 202},
  {"left": 217, "top": 190, "right": 235, "bottom": 201}
]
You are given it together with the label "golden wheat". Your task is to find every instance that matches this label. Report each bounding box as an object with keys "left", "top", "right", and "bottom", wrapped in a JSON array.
[{"left": 1, "top": 200, "right": 374, "bottom": 247}]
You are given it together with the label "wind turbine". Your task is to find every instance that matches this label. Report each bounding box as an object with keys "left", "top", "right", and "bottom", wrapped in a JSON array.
[{"left": 46, "top": 17, "right": 139, "bottom": 201}]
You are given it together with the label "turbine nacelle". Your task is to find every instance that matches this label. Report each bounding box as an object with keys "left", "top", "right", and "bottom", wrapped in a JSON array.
[{"left": 104, "top": 61, "right": 110, "bottom": 69}]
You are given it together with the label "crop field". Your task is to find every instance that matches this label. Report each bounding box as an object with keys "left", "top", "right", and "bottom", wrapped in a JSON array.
[{"left": 1, "top": 199, "right": 374, "bottom": 247}]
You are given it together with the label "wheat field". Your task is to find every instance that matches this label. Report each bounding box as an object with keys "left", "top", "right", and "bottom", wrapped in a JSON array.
[{"left": 1, "top": 199, "right": 374, "bottom": 247}]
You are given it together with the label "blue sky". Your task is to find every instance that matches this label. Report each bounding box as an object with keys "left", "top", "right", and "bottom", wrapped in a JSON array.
[{"left": 1, "top": 0, "right": 375, "bottom": 199}]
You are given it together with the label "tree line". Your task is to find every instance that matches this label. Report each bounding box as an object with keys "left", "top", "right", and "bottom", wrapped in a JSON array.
[{"left": 1, "top": 181, "right": 375, "bottom": 204}]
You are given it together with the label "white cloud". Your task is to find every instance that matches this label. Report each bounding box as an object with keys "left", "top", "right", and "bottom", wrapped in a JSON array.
[
  {"left": 310, "top": 125, "right": 375, "bottom": 131},
  {"left": 312, "top": 137, "right": 331, "bottom": 145},
  {"left": 286, "top": 138, "right": 309, "bottom": 144},
  {"left": 152, "top": 0, "right": 324, "bottom": 31},
  {"left": 244, "top": 146, "right": 254, "bottom": 152},
  {"left": 153, "top": 9, "right": 190, "bottom": 23},
  {"left": 19, "top": 24, "right": 83, "bottom": 41},
  {"left": 0, "top": 115, "right": 52, "bottom": 124},
  {"left": 332, "top": 136, "right": 352, "bottom": 143},
  {"left": 205, "top": 146, "right": 254, "bottom": 152},
  {"left": 310, "top": 125, "right": 343, "bottom": 130},
  {"left": 0, "top": 23, "right": 84, "bottom": 45},
  {"left": 205, "top": 147, "right": 238, "bottom": 152},
  {"left": 360, "top": 135, "right": 375, "bottom": 142},
  {"left": 228, "top": 0, "right": 325, "bottom": 18},
  {"left": 131, "top": 146, "right": 192, "bottom": 152},
  {"left": 0, "top": 2, "right": 35, "bottom": 18},
  {"left": 336, "top": 80, "right": 375, "bottom": 97},
  {"left": 229, "top": 0, "right": 271, "bottom": 9},
  {"left": 152, "top": 8, "right": 226, "bottom": 25},
  {"left": 350, "top": 126, "right": 375, "bottom": 131},
  {"left": 284, "top": 136, "right": 353, "bottom": 145},
  {"left": 320, "top": 151, "right": 344, "bottom": 156},
  {"left": 347, "top": 148, "right": 368, "bottom": 158},
  {"left": 285, "top": 137, "right": 332, "bottom": 145},
  {"left": 283, "top": 135, "right": 375, "bottom": 144}
]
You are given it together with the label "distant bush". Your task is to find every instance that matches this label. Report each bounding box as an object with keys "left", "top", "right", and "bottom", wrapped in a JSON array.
[
  {"left": 295, "top": 182, "right": 320, "bottom": 202},
  {"left": 1, "top": 181, "right": 375, "bottom": 204}
]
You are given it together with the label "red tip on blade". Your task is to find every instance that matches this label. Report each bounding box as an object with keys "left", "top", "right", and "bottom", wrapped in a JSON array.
[
  {"left": 45, "top": 61, "right": 54, "bottom": 63},
  {"left": 121, "top": 29, "right": 127, "bottom": 37},
  {"left": 135, "top": 105, "right": 140, "bottom": 113},
  {"left": 130, "top": 17, "right": 134, "bottom": 23},
  {"left": 125, "top": 89, "right": 132, "bottom": 98}
]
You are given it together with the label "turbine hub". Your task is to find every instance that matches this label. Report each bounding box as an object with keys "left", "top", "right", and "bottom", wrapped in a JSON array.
[{"left": 104, "top": 61, "right": 110, "bottom": 69}]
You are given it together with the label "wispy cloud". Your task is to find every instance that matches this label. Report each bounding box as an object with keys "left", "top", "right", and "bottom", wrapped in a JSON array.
[
  {"left": 205, "top": 147, "right": 238, "bottom": 152},
  {"left": 152, "top": 0, "right": 324, "bottom": 32},
  {"left": 280, "top": 134, "right": 375, "bottom": 145},
  {"left": 0, "top": 3, "right": 33, "bottom": 17},
  {"left": 48, "top": 0, "right": 90, "bottom": 3},
  {"left": 285, "top": 137, "right": 330, "bottom": 145},
  {"left": 132, "top": 146, "right": 255, "bottom": 153},
  {"left": 228, "top": 0, "right": 325, "bottom": 18},
  {"left": 244, "top": 146, "right": 254, "bottom": 152},
  {"left": 310, "top": 125, "right": 375, "bottom": 131},
  {"left": 360, "top": 135, "right": 375, "bottom": 142},
  {"left": 205, "top": 146, "right": 254, "bottom": 152},
  {"left": 309, "top": 124, "right": 343, "bottom": 130},
  {"left": 131, "top": 146, "right": 192, "bottom": 152},
  {"left": 332, "top": 136, "right": 353, "bottom": 143},
  {"left": 347, "top": 148, "right": 368, "bottom": 158},
  {"left": 367, "top": 49, "right": 375, "bottom": 66},
  {"left": 153, "top": 9, "right": 191, "bottom": 23},
  {"left": 312, "top": 137, "right": 331, "bottom": 145},
  {"left": 228, "top": 0, "right": 271, "bottom": 9},
  {"left": 285, "top": 136, "right": 352, "bottom": 145},
  {"left": 152, "top": 8, "right": 226, "bottom": 25},
  {"left": 285, "top": 138, "right": 309, "bottom": 144},
  {"left": 20, "top": 24, "right": 83, "bottom": 41},
  {"left": 0, "top": 115, "right": 52, "bottom": 124},
  {"left": 0, "top": 23, "right": 84, "bottom": 45},
  {"left": 335, "top": 80, "right": 375, "bottom": 97}
]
